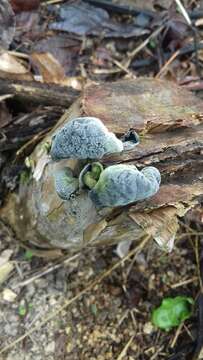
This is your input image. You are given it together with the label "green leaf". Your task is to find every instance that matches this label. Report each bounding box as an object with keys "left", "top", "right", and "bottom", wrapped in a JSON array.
[
  {"left": 152, "top": 296, "right": 194, "bottom": 331},
  {"left": 90, "top": 303, "right": 98, "bottom": 316},
  {"left": 18, "top": 304, "right": 27, "bottom": 317},
  {"left": 149, "top": 39, "right": 156, "bottom": 49},
  {"left": 24, "top": 250, "right": 33, "bottom": 260}
]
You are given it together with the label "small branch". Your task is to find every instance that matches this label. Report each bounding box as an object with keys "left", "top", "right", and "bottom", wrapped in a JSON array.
[
  {"left": 124, "top": 25, "right": 164, "bottom": 68},
  {"left": 0, "top": 79, "right": 80, "bottom": 108}
]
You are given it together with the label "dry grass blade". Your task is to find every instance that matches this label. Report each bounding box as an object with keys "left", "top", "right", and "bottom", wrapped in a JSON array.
[
  {"left": 170, "top": 276, "right": 198, "bottom": 289},
  {"left": 150, "top": 345, "right": 165, "bottom": 360},
  {"left": 155, "top": 49, "right": 181, "bottom": 78},
  {"left": 176, "top": 232, "right": 203, "bottom": 240},
  {"left": 42, "top": 0, "right": 64, "bottom": 4},
  {"left": 170, "top": 322, "right": 184, "bottom": 348},
  {"left": 12, "top": 253, "right": 80, "bottom": 289},
  {"left": 175, "top": 0, "right": 192, "bottom": 26},
  {"left": 0, "top": 235, "right": 151, "bottom": 354},
  {"left": 195, "top": 235, "right": 203, "bottom": 292},
  {"left": 116, "top": 335, "right": 134, "bottom": 360},
  {"left": 111, "top": 58, "right": 136, "bottom": 78}
]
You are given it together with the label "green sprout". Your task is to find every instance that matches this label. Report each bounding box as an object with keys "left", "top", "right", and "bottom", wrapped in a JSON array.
[
  {"left": 90, "top": 303, "right": 98, "bottom": 317},
  {"left": 24, "top": 250, "right": 33, "bottom": 260},
  {"left": 152, "top": 296, "right": 194, "bottom": 331},
  {"left": 18, "top": 304, "right": 27, "bottom": 317},
  {"left": 149, "top": 39, "right": 156, "bottom": 49}
]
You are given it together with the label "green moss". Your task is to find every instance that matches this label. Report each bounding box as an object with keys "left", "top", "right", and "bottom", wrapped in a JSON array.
[{"left": 20, "top": 169, "right": 31, "bottom": 185}]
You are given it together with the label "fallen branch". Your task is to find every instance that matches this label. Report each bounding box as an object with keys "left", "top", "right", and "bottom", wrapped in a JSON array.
[{"left": 0, "top": 78, "right": 79, "bottom": 108}]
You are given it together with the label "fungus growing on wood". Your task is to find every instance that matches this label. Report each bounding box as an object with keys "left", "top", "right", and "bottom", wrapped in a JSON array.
[
  {"left": 89, "top": 164, "right": 161, "bottom": 207},
  {"left": 50, "top": 117, "right": 124, "bottom": 161},
  {"left": 54, "top": 167, "right": 79, "bottom": 200}
]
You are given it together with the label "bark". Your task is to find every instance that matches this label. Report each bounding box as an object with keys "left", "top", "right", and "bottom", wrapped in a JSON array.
[
  {"left": 0, "top": 78, "right": 79, "bottom": 107},
  {"left": 1, "top": 78, "right": 203, "bottom": 253}
]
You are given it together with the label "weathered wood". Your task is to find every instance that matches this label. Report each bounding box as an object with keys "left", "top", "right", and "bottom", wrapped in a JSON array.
[
  {"left": 1, "top": 78, "right": 203, "bottom": 253},
  {"left": 0, "top": 78, "right": 79, "bottom": 107}
]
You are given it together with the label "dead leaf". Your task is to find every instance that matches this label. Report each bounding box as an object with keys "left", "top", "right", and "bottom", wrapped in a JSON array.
[
  {"left": 162, "top": 3, "right": 190, "bottom": 51},
  {"left": 0, "top": 262, "right": 14, "bottom": 285},
  {"left": 114, "top": 0, "right": 173, "bottom": 12},
  {"left": 33, "top": 34, "right": 81, "bottom": 76},
  {"left": 49, "top": 0, "right": 149, "bottom": 38},
  {"left": 84, "top": 219, "right": 107, "bottom": 243},
  {"left": 112, "top": 0, "right": 156, "bottom": 12},
  {"left": 14, "top": 10, "right": 42, "bottom": 42},
  {"left": 0, "top": 52, "right": 33, "bottom": 80},
  {"left": 116, "top": 240, "right": 132, "bottom": 258},
  {"left": 0, "top": 0, "right": 15, "bottom": 49},
  {"left": 10, "top": 0, "right": 40, "bottom": 13},
  {"left": 2, "top": 288, "right": 17, "bottom": 302},
  {"left": 0, "top": 249, "right": 13, "bottom": 267},
  {"left": 129, "top": 207, "right": 179, "bottom": 251},
  {"left": 31, "top": 52, "right": 66, "bottom": 84}
]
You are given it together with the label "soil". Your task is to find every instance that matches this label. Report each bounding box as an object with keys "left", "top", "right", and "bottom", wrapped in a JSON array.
[{"left": 0, "top": 220, "right": 199, "bottom": 359}]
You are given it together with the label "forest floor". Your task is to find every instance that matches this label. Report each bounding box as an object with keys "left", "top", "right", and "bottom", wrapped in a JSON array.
[
  {"left": 0, "top": 218, "right": 201, "bottom": 360},
  {"left": 0, "top": 0, "right": 203, "bottom": 359}
]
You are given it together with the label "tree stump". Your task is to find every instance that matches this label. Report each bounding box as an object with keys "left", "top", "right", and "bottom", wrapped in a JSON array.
[{"left": 1, "top": 78, "right": 203, "bottom": 253}]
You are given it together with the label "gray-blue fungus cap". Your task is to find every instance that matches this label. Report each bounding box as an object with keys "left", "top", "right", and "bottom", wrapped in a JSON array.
[
  {"left": 54, "top": 167, "right": 79, "bottom": 200},
  {"left": 89, "top": 164, "right": 161, "bottom": 207},
  {"left": 50, "top": 117, "right": 123, "bottom": 161}
]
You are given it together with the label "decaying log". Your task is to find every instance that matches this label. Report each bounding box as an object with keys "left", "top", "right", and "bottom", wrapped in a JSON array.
[
  {"left": 1, "top": 78, "right": 203, "bottom": 252},
  {"left": 0, "top": 78, "right": 79, "bottom": 107}
]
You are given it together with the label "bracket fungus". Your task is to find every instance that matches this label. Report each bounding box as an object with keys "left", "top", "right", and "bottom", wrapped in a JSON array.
[
  {"left": 89, "top": 164, "right": 161, "bottom": 207},
  {"left": 54, "top": 167, "right": 79, "bottom": 200},
  {"left": 121, "top": 129, "right": 140, "bottom": 151},
  {"left": 79, "top": 162, "right": 104, "bottom": 189},
  {"left": 50, "top": 116, "right": 124, "bottom": 161},
  {"left": 51, "top": 116, "right": 161, "bottom": 206}
]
